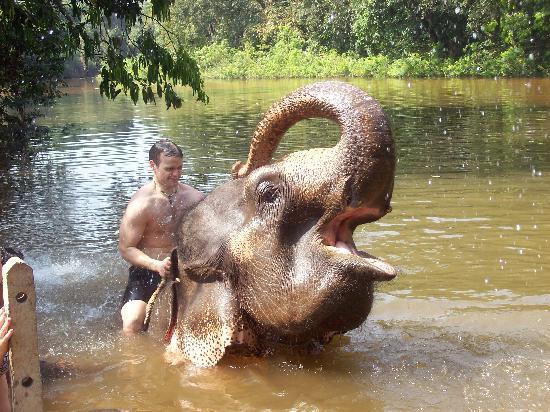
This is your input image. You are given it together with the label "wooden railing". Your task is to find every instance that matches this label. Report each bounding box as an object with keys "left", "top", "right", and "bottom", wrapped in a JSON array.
[{"left": 2, "top": 257, "right": 43, "bottom": 411}]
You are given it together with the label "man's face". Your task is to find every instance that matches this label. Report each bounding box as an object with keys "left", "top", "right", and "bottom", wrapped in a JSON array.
[{"left": 150, "top": 153, "right": 183, "bottom": 189}]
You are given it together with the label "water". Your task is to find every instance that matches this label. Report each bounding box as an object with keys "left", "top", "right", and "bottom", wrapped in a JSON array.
[{"left": 0, "top": 78, "right": 549, "bottom": 410}]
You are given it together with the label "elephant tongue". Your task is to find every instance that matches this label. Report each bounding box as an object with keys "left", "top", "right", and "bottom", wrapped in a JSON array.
[{"left": 335, "top": 240, "right": 355, "bottom": 255}]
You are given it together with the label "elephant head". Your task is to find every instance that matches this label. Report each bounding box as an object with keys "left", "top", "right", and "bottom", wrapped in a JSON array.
[{"left": 148, "top": 81, "right": 397, "bottom": 367}]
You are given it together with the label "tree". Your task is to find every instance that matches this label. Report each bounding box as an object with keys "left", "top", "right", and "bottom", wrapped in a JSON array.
[
  {"left": 0, "top": 0, "right": 208, "bottom": 142},
  {"left": 351, "top": 0, "right": 549, "bottom": 66},
  {"left": 167, "top": 0, "right": 264, "bottom": 48},
  {"left": 352, "top": 0, "right": 471, "bottom": 58},
  {"left": 288, "top": 0, "right": 355, "bottom": 53}
]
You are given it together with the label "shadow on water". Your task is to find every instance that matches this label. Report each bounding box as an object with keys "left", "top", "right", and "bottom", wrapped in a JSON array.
[{"left": 0, "top": 78, "right": 549, "bottom": 410}]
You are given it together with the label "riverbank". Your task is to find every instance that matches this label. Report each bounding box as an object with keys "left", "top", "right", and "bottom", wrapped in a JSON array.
[
  {"left": 194, "top": 41, "right": 548, "bottom": 80},
  {"left": 69, "top": 40, "right": 548, "bottom": 83}
]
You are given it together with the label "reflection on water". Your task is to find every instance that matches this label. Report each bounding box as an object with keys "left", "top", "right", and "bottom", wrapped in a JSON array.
[{"left": 0, "top": 78, "right": 549, "bottom": 410}]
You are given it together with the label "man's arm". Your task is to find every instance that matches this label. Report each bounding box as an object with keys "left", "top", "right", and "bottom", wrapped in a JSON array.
[{"left": 118, "top": 200, "right": 171, "bottom": 277}]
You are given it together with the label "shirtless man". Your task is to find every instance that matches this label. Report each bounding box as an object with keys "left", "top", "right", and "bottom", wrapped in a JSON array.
[{"left": 119, "top": 139, "right": 204, "bottom": 333}]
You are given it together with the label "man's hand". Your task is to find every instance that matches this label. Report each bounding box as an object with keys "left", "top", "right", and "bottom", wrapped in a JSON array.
[
  {"left": 0, "top": 307, "right": 13, "bottom": 356},
  {"left": 156, "top": 256, "right": 172, "bottom": 279}
]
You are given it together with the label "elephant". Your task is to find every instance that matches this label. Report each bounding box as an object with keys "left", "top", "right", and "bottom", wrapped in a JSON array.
[{"left": 147, "top": 81, "right": 397, "bottom": 367}]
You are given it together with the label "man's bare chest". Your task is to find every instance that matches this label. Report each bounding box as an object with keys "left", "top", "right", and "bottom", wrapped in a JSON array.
[{"left": 148, "top": 207, "right": 180, "bottom": 233}]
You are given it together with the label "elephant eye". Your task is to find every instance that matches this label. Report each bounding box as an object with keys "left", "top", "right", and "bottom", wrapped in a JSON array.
[{"left": 257, "top": 181, "right": 279, "bottom": 204}]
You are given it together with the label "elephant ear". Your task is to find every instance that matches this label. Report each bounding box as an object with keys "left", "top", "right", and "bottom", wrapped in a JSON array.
[
  {"left": 180, "top": 244, "right": 228, "bottom": 283},
  {"left": 177, "top": 179, "right": 246, "bottom": 283},
  {"left": 165, "top": 270, "right": 239, "bottom": 367}
]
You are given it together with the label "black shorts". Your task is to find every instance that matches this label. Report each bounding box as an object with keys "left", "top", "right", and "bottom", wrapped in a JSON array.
[{"left": 121, "top": 266, "right": 162, "bottom": 305}]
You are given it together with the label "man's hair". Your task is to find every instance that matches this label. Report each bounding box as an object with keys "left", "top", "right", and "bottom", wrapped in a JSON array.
[
  {"left": 0, "top": 246, "right": 24, "bottom": 265},
  {"left": 149, "top": 139, "right": 183, "bottom": 165}
]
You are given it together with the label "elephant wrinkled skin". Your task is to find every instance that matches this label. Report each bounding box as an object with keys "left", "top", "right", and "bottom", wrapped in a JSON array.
[{"left": 147, "top": 81, "right": 397, "bottom": 367}]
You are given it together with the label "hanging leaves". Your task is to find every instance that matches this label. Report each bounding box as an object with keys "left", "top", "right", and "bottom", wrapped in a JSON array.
[{"left": 1, "top": 0, "right": 208, "bottom": 140}]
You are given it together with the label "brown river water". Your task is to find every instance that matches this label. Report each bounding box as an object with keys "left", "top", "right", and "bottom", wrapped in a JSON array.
[{"left": 0, "top": 78, "right": 549, "bottom": 410}]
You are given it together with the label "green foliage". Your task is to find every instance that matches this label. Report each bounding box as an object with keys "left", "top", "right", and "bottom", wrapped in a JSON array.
[
  {"left": 347, "top": 55, "right": 390, "bottom": 77},
  {"left": 167, "top": 0, "right": 263, "bottom": 48},
  {"left": 1, "top": 0, "right": 207, "bottom": 141},
  {"left": 352, "top": 0, "right": 474, "bottom": 58},
  {"left": 194, "top": 27, "right": 546, "bottom": 80},
  {"left": 176, "top": 0, "right": 548, "bottom": 79},
  {"left": 387, "top": 53, "right": 442, "bottom": 77},
  {"left": 287, "top": 0, "right": 356, "bottom": 53},
  {"left": 353, "top": 0, "right": 428, "bottom": 57},
  {"left": 194, "top": 27, "right": 358, "bottom": 79},
  {"left": 0, "top": 1, "right": 69, "bottom": 137},
  {"left": 446, "top": 43, "right": 539, "bottom": 77},
  {"left": 501, "top": 11, "right": 531, "bottom": 47}
]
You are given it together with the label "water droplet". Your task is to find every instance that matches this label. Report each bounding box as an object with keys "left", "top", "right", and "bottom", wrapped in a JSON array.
[{"left": 48, "top": 29, "right": 53, "bottom": 35}]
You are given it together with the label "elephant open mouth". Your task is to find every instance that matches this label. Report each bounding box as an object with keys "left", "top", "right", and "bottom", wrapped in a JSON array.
[{"left": 320, "top": 207, "right": 397, "bottom": 281}]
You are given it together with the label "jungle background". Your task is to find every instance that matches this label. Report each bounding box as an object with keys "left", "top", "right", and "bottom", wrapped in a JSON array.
[{"left": 1, "top": 0, "right": 549, "bottom": 141}]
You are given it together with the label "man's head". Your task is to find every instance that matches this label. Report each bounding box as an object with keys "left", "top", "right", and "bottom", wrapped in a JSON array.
[
  {"left": 149, "top": 139, "right": 183, "bottom": 166},
  {"left": 149, "top": 139, "right": 184, "bottom": 191}
]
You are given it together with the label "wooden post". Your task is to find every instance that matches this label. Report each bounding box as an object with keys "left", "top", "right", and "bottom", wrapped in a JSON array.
[{"left": 2, "top": 257, "right": 43, "bottom": 412}]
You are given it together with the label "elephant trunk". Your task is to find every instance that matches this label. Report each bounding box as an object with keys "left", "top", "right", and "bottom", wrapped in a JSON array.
[{"left": 232, "top": 82, "right": 395, "bottom": 196}]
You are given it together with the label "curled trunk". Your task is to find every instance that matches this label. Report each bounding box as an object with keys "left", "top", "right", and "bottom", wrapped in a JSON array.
[{"left": 232, "top": 81, "right": 395, "bottom": 194}]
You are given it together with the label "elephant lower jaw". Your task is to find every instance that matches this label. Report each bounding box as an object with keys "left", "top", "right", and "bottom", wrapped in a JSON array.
[
  {"left": 322, "top": 224, "right": 397, "bottom": 281},
  {"left": 325, "top": 244, "right": 397, "bottom": 281},
  {"left": 321, "top": 214, "right": 397, "bottom": 281}
]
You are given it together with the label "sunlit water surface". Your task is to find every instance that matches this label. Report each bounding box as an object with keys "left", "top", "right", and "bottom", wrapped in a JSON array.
[{"left": 0, "top": 78, "right": 549, "bottom": 410}]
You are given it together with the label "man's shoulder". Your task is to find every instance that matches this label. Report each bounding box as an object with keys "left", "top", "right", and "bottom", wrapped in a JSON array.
[
  {"left": 130, "top": 181, "right": 153, "bottom": 197},
  {"left": 175, "top": 183, "right": 205, "bottom": 211},
  {"left": 178, "top": 183, "right": 205, "bottom": 199},
  {"left": 126, "top": 182, "right": 157, "bottom": 211}
]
